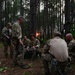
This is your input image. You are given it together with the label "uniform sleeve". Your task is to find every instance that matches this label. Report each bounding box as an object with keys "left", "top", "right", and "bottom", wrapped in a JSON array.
[
  {"left": 68, "top": 41, "right": 75, "bottom": 51},
  {"left": 8, "top": 29, "right": 12, "bottom": 37},
  {"left": 43, "top": 44, "right": 49, "bottom": 52},
  {"left": 2, "top": 27, "right": 8, "bottom": 37},
  {"left": 27, "top": 39, "right": 31, "bottom": 46},
  {"left": 36, "top": 39, "right": 40, "bottom": 48},
  {"left": 47, "top": 39, "right": 51, "bottom": 46},
  {"left": 2, "top": 27, "right": 6, "bottom": 35}
]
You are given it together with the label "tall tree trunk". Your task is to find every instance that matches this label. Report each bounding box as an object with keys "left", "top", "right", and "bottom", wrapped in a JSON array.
[
  {"left": 5, "top": 0, "right": 7, "bottom": 25},
  {"left": 44, "top": 0, "right": 48, "bottom": 39},
  {"left": 30, "top": 0, "right": 38, "bottom": 35},
  {"left": 60, "top": 0, "right": 61, "bottom": 31},
  {"left": 20, "top": 0, "right": 23, "bottom": 16},
  {"left": 37, "top": 0, "right": 40, "bottom": 30},
  {"left": 71, "top": 0, "right": 74, "bottom": 22},
  {"left": 65, "top": 0, "right": 70, "bottom": 23},
  {"left": 0, "top": 0, "right": 4, "bottom": 36},
  {"left": 65, "top": 0, "right": 71, "bottom": 35},
  {"left": 7, "top": 1, "right": 10, "bottom": 22}
]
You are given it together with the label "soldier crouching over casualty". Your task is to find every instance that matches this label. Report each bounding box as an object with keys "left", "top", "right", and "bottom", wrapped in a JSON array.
[
  {"left": 23, "top": 36, "right": 31, "bottom": 49},
  {"left": 12, "top": 16, "right": 30, "bottom": 69},
  {"left": 2, "top": 22, "right": 13, "bottom": 58},
  {"left": 42, "top": 31, "right": 70, "bottom": 75},
  {"left": 22, "top": 36, "right": 31, "bottom": 59},
  {"left": 30, "top": 34, "right": 41, "bottom": 60}
]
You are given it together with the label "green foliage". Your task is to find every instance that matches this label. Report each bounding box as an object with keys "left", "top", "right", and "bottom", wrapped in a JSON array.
[
  {"left": 0, "top": 61, "right": 8, "bottom": 72},
  {"left": 71, "top": 64, "right": 75, "bottom": 70},
  {"left": 23, "top": 72, "right": 30, "bottom": 75},
  {"left": 0, "top": 67, "right": 8, "bottom": 72},
  {"left": 0, "top": 43, "right": 3, "bottom": 49},
  {"left": 70, "top": 24, "right": 75, "bottom": 38}
]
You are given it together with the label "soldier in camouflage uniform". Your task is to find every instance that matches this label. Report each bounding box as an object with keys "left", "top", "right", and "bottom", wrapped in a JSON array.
[
  {"left": 66, "top": 33, "right": 75, "bottom": 61},
  {"left": 2, "top": 22, "right": 13, "bottom": 58},
  {"left": 66, "top": 33, "right": 75, "bottom": 51},
  {"left": 12, "top": 17, "right": 29, "bottom": 69},
  {"left": 23, "top": 36, "right": 31, "bottom": 48},
  {"left": 22, "top": 36, "right": 31, "bottom": 59},
  {"left": 30, "top": 34, "right": 41, "bottom": 60}
]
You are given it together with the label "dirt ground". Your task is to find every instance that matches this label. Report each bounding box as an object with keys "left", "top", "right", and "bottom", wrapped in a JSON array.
[{"left": 0, "top": 44, "right": 75, "bottom": 75}]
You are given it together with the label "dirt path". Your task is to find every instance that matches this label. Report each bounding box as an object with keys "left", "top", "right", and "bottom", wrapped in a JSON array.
[
  {"left": 0, "top": 47, "right": 44, "bottom": 75},
  {"left": 0, "top": 47, "right": 75, "bottom": 75}
]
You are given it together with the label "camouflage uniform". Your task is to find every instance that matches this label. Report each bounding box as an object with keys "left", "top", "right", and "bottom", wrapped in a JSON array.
[
  {"left": 23, "top": 37, "right": 31, "bottom": 48},
  {"left": 12, "top": 21, "right": 24, "bottom": 67},
  {"left": 30, "top": 38, "right": 41, "bottom": 59},
  {"left": 22, "top": 37, "right": 32, "bottom": 59},
  {"left": 68, "top": 39, "right": 75, "bottom": 62},
  {"left": 68, "top": 39, "right": 75, "bottom": 52},
  {"left": 42, "top": 43, "right": 52, "bottom": 75},
  {"left": 31, "top": 38, "right": 40, "bottom": 48},
  {"left": 2, "top": 25, "right": 13, "bottom": 58}
]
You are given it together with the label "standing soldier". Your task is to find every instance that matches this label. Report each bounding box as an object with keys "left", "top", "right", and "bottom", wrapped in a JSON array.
[
  {"left": 2, "top": 22, "right": 13, "bottom": 58},
  {"left": 12, "top": 17, "right": 29, "bottom": 69}
]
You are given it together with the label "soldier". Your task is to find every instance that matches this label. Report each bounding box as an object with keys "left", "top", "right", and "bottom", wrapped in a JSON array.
[
  {"left": 66, "top": 33, "right": 75, "bottom": 60},
  {"left": 22, "top": 36, "right": 32, "bottom": 59},
  {"left": 12, "top": 17, "right": 29, "bottom": 69},
  {"left": 30, "top": 34, "right": 41, "bottom": 60},
  {"left": 2, "top": 22, "right": 13, "bottom": 58},
  {"left": 66, "top": 33, "right": 75, "bottom": 51},
  {"left": 23, "top": 36, "right": 31, "bottom": 48},
  {"left": 42, "top": 31, "right": 69, "bottom": 75}
]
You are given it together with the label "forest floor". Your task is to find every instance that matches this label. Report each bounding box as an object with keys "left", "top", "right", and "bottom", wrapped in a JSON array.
[{"left": 0, "top": 43, "right": 75, "bottom": 75}]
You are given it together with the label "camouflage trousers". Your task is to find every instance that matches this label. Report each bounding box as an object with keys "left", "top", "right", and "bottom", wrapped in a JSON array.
[
  {"left": 42, "top": 52, "right": 52, "bottom": 75},
  {"left": 42, "top": 52, "right": 68, "bottom": 75},
  {"left": 30, "top": 47, "right": 41, "bottom": 60},
  {"left": 13, "top": 43, "right": 24, "bottom": 66},
  {"left": 2, "top": 38, "right": 13, "bottom": 58}
]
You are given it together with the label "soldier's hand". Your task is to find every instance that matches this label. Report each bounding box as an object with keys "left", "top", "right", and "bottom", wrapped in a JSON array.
[
  {"left": 19, "top": 39, "right": 23, "bottom": 45},
  {"left": 7, "top": 36, "right": 10, "bottom": 39}
]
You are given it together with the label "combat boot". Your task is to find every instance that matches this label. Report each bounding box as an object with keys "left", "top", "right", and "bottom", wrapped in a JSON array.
[{"left": 19, "top": 64, "right": 30, "bottom": 69}]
